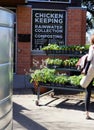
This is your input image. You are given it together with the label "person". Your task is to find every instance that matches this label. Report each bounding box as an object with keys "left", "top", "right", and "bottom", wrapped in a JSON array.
[{"left": 80, "top": 34, "right": 94, "bottom": 119}]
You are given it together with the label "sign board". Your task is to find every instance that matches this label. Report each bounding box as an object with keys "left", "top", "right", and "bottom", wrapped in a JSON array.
[{"left": 32, "top": 10, "right": 66, "bottom": 50}]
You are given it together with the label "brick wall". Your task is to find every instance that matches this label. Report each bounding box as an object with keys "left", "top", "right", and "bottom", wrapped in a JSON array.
[
  {"left": 16, "top": 6, "right": 86, "bottom": 74},
  {"left": 31, "top": 8, "right": 86, "bottom": 70},
  {"left": 17, "top": 6, "right": 32, "bottom": 74},
  {"left": 67, "top": 8, "right": 86, "bottom": 46}
]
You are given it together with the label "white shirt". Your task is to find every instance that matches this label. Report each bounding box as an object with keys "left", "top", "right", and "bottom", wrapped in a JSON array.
[{"left": 87, "top": 45, "right": 94, "bottom": 67}]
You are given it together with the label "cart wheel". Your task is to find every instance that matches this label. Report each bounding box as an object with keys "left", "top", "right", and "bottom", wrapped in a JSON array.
[
  {"left": 36, "top": 100, "right": 39, "bottom": 106},
  {"left": 50, "top": 92, "right": 54, "bottom": 98}
]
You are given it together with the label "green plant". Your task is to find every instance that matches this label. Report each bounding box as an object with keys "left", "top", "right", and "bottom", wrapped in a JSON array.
[
  {"left": 42, "top": 44, "right": 60, "bottom": 50},
  {"left": 63, "top": 58, "right": 79, "bottom": 67},
  {"left": 45, "top": 58, "right": 63, "bottom": 65},
  {"left": 63, "top": 59, "right": 69, "bottom": 67},
  {"left": 54, "top": 74, "right": 68, "bottom": 84},
  {"left": 30, "top": 68, "right": 56, "bottom": 84},
  {"left": 68, "top": 74, "right": 83, "bottom": 86},
  {"left": 84, "top": 44, "right": 90, "bottom": 51},
  {"left": 69, "top": 58, "right": 79, "bottom": 67}
]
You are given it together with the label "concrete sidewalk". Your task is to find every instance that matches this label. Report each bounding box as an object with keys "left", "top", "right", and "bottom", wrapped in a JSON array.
[{"left": 13, "top": 90, "right": 94, "bottom": 130}]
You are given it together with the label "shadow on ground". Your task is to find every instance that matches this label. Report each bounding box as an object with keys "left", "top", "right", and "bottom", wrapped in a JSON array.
[
  {"left": 13, "top": 88, "right": 94, "bottom": 114},
  {"left": 54, "top": 89, "right": 94, "bottom": 112},
  {"left": 37, "top": 89, "right": 94, "bottom": 113},
  {"left": 13, "top": 87, "right": 35, "bottom": 95},
  {"left": 13, "top": 102, "right": 47, "bottom": 130},
  {"left": 54, "top": 99, "right": 94, "bottom": 113},
  {"left": 55, "top": 99, "right": 85, "bottom": 111}
]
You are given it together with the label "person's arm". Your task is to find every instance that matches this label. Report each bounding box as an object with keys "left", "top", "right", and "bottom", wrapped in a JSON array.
[
  {"left": 84, "top": 46, "right": 93, "bottom": 75},
  {"left": 84, "top": 61, "right": 91, "bottom": 75}
]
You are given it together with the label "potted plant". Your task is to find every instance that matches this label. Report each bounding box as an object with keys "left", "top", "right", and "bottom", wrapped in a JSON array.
[
  {"left": 68, "top": 74, "right": 83, "bottom": 87},
  {"left": 63, "top": 59, "right": 70, "bottom": 68},
  {"left": 54, "top": 74, "right": 68, "bottom": 87},
  {"left": 42, "top": 43, "right": 60, "bottom": 54},
  {"left": 30, "top": 68, "right": 56, "bottom": 93},
  {"left": 69, "top": 58, "right": 79, "bottom": 68},
  {"left": 30, "top": 69, "right": 47, "bottom": 94},
  {"left": 45, "top": 58, "right": 63, "bottom": 68}
]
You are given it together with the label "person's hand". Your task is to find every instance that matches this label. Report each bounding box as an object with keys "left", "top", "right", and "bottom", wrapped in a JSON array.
[
  {"left": 81, "top": 69, "right": 87, "bottom": 75},
  {"left": 82, "top": 61, "right": 91, "bottom": 75}
]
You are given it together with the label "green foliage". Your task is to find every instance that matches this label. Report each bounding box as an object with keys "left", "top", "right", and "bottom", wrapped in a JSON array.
[
  {"left": 45, "top": 58, "right": 63, "bottom": 65},
  {"left": 30, "top": 68, "right": 85, "bottom": 87},
  {"left": 45, "top": 57, "right": 79, "bottom": 68},
  {"left": 42, "top": 44, "right": 89, "bottom": 54},
  {"left": 63, "top": 58, "right": 79, "bottom": 67},
  {"left": 54, "top": 74, "right": 68, "bottom": 84},
  {"left": 42, "top": 44, "right": 60, "bottom": 50},
  {"left": 30, "top": 68, "right": 56, "bottom": 83},
  {"left": 69, "top": 75, "right": 83, "bottom": 86},
  {"left": 84, "top": 44, "right": 90, "bottom": 50}
]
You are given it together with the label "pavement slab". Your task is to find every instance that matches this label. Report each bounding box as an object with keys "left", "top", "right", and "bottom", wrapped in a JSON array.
[{"left": 13, "top": 92, "right": 94, "bottom": 130}]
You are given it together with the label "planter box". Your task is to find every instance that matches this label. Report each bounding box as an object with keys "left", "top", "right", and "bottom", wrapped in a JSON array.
[
  {"left": 33, "top": 81, "right": 47, "bottom": 94},
  {"left": 47, "top": 64, "right": 62, "bottom": 69}
]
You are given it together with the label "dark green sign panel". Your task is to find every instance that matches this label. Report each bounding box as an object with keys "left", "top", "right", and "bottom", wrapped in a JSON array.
[{"left": 32, "top": 10, "right": 66, "bottom": 50}]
